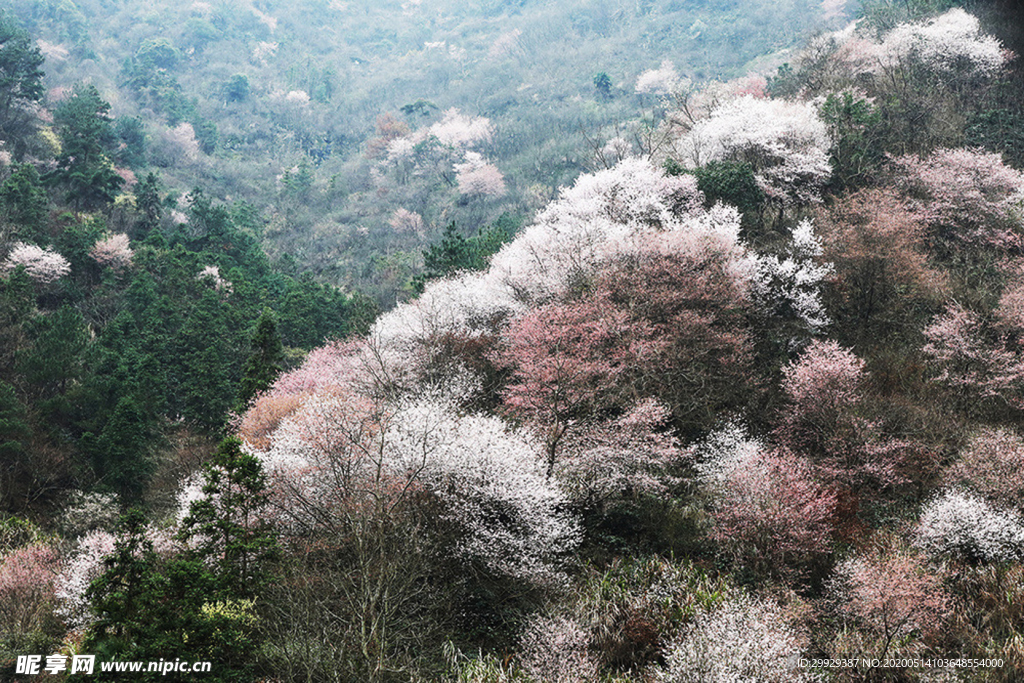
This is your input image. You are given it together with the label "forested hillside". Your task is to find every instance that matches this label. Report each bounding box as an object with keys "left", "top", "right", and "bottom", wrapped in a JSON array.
[
  {"left": 5, "top": 0, "right": 1024, "bottom": 681},
  {"left": 0, "top": 0, "right": 855, "bottom": 305}
]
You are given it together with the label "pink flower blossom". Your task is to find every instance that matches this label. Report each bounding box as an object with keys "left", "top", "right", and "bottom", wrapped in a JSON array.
[
  {"left": 2, "top": 242, "right": 71, "bottom": 283},
  {"left": 832, "top": 547, "right": 949, "bottom": 659},
  {"left": 697, "top": 427, "right": 836, "bottom": 577},
  {"left": 894, "top": 147, "right": 1024, "bottom": 250},
  {"left": 922, "top": 302, "right": 1024, "bottom": 410},
  {"left": 454, "top": 151, "right": 506, "bottom": 197},
  {"left": 945, "top": 428, "right": 1024, "bottom": 511},
  {"left": 0, "top": 543, "right": 60, "bottom": 634},
  {"left": 89, "top": 233, "right": 133, "bottom": 270}
]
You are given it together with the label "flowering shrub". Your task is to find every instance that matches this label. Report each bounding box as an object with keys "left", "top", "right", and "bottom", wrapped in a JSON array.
[
  {"left": 56, "top": 526, "right": 177, "bottom": 629},
  {"left": 89, "top": 233, "right": 133, "bottom": 270},
  {"left": 388, "top": 207, "right": 424, "bottom": 235},
  {"left": 782, "top": 339, "right": 865, "bottom": 422},
  {"left": 261, "top": 393, "right": 580, "bottom": 584},
  {"left": 2, "top": 242, "right": 71, "bottom": 283},
  {"left": 54, "top": 529, "right": 116, "bottom": 628},
  {"left": 0, "top": 543, "right": 60, "bottom": 635},
  {"left": 876, "top": 9, "right": 1010, "bottom": 78},
  {"left": 753, "top": 219, "right": 834, "bottom": 340},
  {"left": 491, "top": 295, "right": 637, "bottom": 475},
  {"left": 371, "top": 158, "right": 744, "bottom": 387},
  {"left": 922, "top": 303, "right": 1024, "bottom": 411},
  {"left": 659, "top": 594, "right": 815, "bottom": 682},
  {"left": 518, "top": 615, "right": 598, "bottom": 683},
  {"left": 817, "top": 188, "right": 947, "bottom": 323},
  {"left": 831, "top": 546, "right": 949, "bottom": 659},
  {"left": 635, "top": 60, "right": 680, "bottom": 95},
  {"left": 425, "top": 108, "right": 493, "bottom": 149},
  {"left": 696, "top": 425, "right": 835, "bottom": 577},
  {"left": 669, "top": 96, "right": 833, "bottom": 205},
  {"left": 945, "top": 428, "right": 1024, "bottom": 510},
  {"left": 454, "top": 152, "right": 506, "bottom": 197},
  {"left": 916, "top": 490, "right": 1024, "bottom": 563},
  {"left": 557, "top": 398, "right": 683, "bottom": 502},
  {"left": 894, "top": 147, "right": 1024, "bottom": 250}
]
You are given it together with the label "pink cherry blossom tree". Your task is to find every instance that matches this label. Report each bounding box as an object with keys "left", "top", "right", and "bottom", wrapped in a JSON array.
[
  {"left": 831, "top": 545, "right": 949, "bottom": 660},
  {"left": 89, "top": 233, "right": 133, "bottom": 270},
  {"left": 0, "top": 543, "right": 60, "bottom": 636},
  {"left": 453, "top": 151, "right": 506, "bottom": 197},
  {"left": 3, "top": 242, "right": 71, "bottom": 284},
  {"left": 491, "top": 296, "right": 637, "bottom": 478},
  {"left": 778, "top": 339, "right": 913, "bottom": 496},
  {"left": 696, "top": 426, "right": 836, "bottom": 578},
  {"left": 817, "top": 188, "right": 947, "bottom": 326},
  {"left": 922, "top": 302, "right": 1024, "bottom": 413},
  {"left": 945, "top": 428, "right": 1024, "bottom": 511},
  {"left": 894, "top": 147, "right": 1024, "bottom": 251}
]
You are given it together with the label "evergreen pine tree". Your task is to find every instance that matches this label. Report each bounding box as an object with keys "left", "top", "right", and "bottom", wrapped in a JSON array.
[{"left": 236, "top": 308, "right": 283, "bottom": 411}]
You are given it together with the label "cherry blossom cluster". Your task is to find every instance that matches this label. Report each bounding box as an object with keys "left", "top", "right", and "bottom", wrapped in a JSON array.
[
  {"left": 635, "top": 60, "right": 681, "bottom": 95},
  {"left": 89, "top": 233, "right": 134, "bottom": 270},
  {"left": 830, "top": 545, "right": 949, "bottom": 660},
  {"left": 669, "top": 96, "right": 833, "bottom": 205},
  {"left": 659, "top": 594, "right": 816, "bottom": 682},
  {"left": 753, "top": 219, "right": 835, "bottom": 338},
  {"left": 694, "top": 423, "right": 835, "bottom": 576},
  {"left": 922, "top": 303, "right": 1024, "bottom": 408},
  {"left": 387, "top": 207, "right": 425, "bottom": 235},
  {"left": 877, "top": 9, "right": 1010, "bottom": 77},
  {"left": 781, "top": 339, "right": 865, "bottom": 414},
  {"left": 54, "top": 530, "right": 115, "bottom": 628},
  {"left": 518, "top": 615, "right": 598, "bottom": 683},
  {"left": 778, "top": 339, "right": 908, "bottom": 488},
  {"left": 453, "top": 151, "right": 506, "bottom": 197},
  {"left": 197, "top": 264, "right": 232, "bottom": 293},
  {"left": 0, "top": 543, "right": 60, "bottom": 633},
  {"left": 827, "top": 9, "right": 1010, "bottom": 82},
  {"left": 488, "top": 28, "right": 522, "bottom": 59},
  {"left": 894, "top": 147, "right": 1024, "bottom": 249},
  {"left": 372, "top": 158, "right": 753, "bottom": 381},
  {"left": 915, "top": 490, "right": 1024, "bottom": 563},
  {"left": 489, "top": 158, "right": 742, "bottom": 304},
  {"left": 256, "top": 392, "right": 580, "bottom": 584},
  {"left": 420, "top": 108, "right": 493, "bottom": 149},
  {"left": 2, "top": 242, "right": 71, "bottom": 283},
  {"left": 163, "top": 122, "right": 201, "bottom": 162},
  {"left": 557, "top": 398, "right": 684, "bottom": 501},
  {"left": 944, "top": 428, "right": 1024, "bottom": 511},
  {"left": 55, "top": 526, "right": 177, "bottom": 629}
]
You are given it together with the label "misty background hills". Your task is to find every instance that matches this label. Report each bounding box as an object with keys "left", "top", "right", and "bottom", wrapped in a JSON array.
[{"left": 4, "top": 0, "right": 856, "bottom": 305}]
